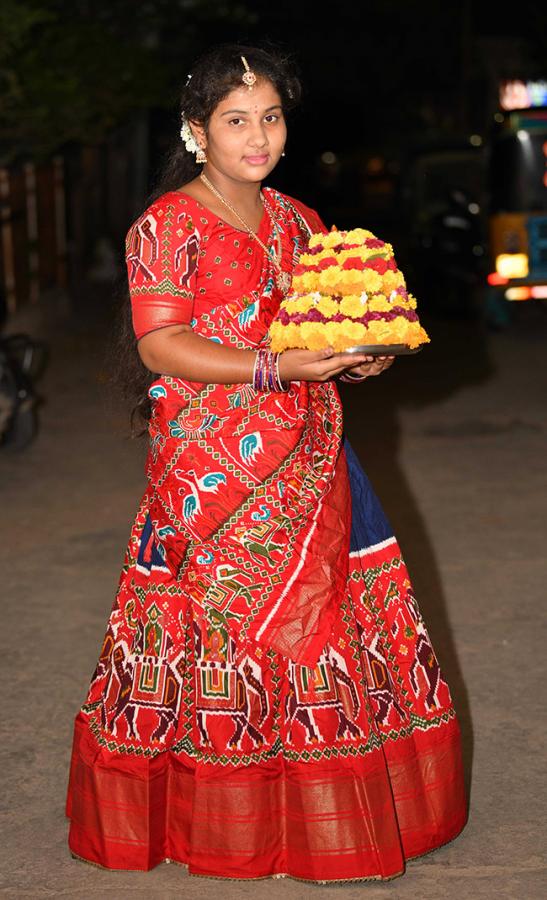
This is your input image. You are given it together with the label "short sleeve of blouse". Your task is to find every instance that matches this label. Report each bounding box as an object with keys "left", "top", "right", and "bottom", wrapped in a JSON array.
[{"left": 125, "top": 195, "right": 201, "bottom": 340}]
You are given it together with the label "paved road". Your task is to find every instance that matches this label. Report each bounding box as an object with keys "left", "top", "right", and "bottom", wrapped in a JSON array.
[{"left": 1, "top": 296, "right": 546, "bottom": 899}]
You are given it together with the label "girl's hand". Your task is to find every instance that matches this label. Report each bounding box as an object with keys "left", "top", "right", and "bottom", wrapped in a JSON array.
[
  {"left": 343, "top": 355, "right": 395, "bottom": 378},
  {"left": 278, "top": 347, "right": 374, "bottom": 383}
]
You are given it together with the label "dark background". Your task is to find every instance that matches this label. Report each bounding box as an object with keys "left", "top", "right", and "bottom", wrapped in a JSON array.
[
  {"left": 1, "top": 10, "right": 547, "bottom": 894},
  {"left": 0, "top": 0, "right": 546, "bottom": 319}
]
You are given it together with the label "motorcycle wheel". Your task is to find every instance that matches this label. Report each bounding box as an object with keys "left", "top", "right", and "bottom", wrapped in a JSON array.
[{"left": 2, "top": 399, "right": 38, "bottom": 451}]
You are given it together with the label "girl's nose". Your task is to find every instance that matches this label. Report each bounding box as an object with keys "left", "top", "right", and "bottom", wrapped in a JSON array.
[{"left": 248, "top": 122, "right": 268, "bottom": 147}]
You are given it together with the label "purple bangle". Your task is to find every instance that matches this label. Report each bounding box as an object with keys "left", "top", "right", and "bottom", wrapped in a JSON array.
[{"left": 253, "top": 348, "right": 288, "bottom": 392}]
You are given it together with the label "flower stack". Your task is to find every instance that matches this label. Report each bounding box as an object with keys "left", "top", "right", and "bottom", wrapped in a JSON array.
[{"left": 269, "top": 228, "right": 430, "bottom": 352}]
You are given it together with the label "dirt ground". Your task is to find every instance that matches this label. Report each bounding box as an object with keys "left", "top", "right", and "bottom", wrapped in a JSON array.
[{"left": 1, "top": 293, "right": 546, "bottom": 899}]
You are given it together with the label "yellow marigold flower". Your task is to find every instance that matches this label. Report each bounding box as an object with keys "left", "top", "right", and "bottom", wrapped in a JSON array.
[
  {"left": 359, "top": 269, "right": 382, "bottom": 292},
  {"left": 282, "top": 322, "right": 301, "bottom": 345},
  {"left": 323, "top": 322, "right": 341, "bottom": 352},
  {"left": 367, "top": 320, "right": 391, "bottom": 340},
  {"left": 390, "top": 320, "right": 408, "bottom": 341},
  {"left": 407, "top": 293, "right": 418, "bottom": 309},
  {"left": 344, "top": 321, "right": 367, "bottom": 342},
  {"left": 344, "top": 228, "right": 375, "bottom": 243},
  {"left": 382, "top": 271, "right": 406, "bottom": 292},
  {"left": 306, "top": 331, "right": 330, "bottom": 351},
  {"left": 269, "top": 322, "right": 289, "bottom": 352},
  {"left": 317, "top": 296, "right": 338, "bottom": 317},
  {"left": 361, "top": 329, "right": 382, "bottom": 345},
  {"left": 322, "top": 231, "right": 344, "bottom": 249},
  {"left": 368, "top": 294, "right": 392, "bottom": 312},
  {"left": 339, "top": 295, "right": 365, "bottom": 317},
  {"left": 323, "top": 321, "right": 342, "bottom": 343},
  {"left": 293, "top": 272, "right": 319, "bottom": 292},
  {"left": 307, "top": 233, "right": 325, "bottom": 249},
  {"left": 309, "top": 274, "right": 322, "bottom": 292},
  {"left": 285, "top": 292, "right": 304, "bottom": 307},
  {"left": 340, "top": 269, "right": 368, "bottom": 289},
  {"left": 318, "top": 268, "right": 343, "bottom": 290},
  {"left": 327, "top": 322, "right": 359, "bottom": 352},
  {"left": 300, "top": 322, "right": 328, "bottom": 349},
  {"left": 339, "top": 334, "right": 356, "bottom": 352},
  {"left": 405, "top": 325, "right": 430, "bottom": 348},
  {"left": 295, "top": 295, "right": 316, "bottom": 313}
]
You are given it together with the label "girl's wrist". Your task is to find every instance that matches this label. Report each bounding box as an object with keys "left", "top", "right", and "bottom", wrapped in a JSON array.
[
  {"left": 253, "top": 348, "right": 288, "bottom": 392},
  {"left": 339, "top": 369, "right": 368, "bottom": 383},
  {"left": 277, "top": 350, "right": 288, "bottom": 384}
]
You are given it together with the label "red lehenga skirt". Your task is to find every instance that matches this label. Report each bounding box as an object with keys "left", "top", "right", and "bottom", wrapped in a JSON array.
[{"left": 66, "top": 435, "right": 467, "bottom": 882}]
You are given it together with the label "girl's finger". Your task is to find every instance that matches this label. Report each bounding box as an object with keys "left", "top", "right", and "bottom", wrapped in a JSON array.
[
  {"left": 345, "top": 353, "right": 371, "bottom": 365},
  {"left": 322, "top": 360, "right": 364, "bottom": 378}
]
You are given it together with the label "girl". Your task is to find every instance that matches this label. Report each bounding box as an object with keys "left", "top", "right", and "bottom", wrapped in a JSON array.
[{"left": 66, "top": 43, "right": 467, "bottom": 883}]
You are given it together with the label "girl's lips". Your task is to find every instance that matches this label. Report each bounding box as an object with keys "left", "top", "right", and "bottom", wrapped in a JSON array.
[{"left": 245, "top": 154, "right": 270, "bottom": 165}]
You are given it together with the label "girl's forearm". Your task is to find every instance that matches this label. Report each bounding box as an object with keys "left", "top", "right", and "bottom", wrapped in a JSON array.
[{"left": 138, "top": 326, "right": 258, "bottom": 383}]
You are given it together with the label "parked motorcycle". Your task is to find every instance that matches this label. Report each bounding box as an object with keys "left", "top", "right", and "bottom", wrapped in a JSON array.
[
  {"left": 0, "top": 332, "right": 46, "bottom": 450},
  {"left": 410, "top": 187, "right": 486, "bottom": 318}
]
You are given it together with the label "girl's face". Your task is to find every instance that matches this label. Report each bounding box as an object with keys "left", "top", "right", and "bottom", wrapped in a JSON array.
[{"left": 193, "top": 78, "right": 287, "bottom": 184}]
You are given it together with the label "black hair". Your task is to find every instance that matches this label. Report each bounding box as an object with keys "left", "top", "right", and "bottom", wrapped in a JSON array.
[{"left": 111, "top": 42, "right": 302, "bottom": 434}]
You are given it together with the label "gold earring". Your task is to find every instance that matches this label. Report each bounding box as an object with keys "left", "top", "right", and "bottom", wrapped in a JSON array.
[{"left": 196, "top": 146, "right": 207, "bottom": 164}]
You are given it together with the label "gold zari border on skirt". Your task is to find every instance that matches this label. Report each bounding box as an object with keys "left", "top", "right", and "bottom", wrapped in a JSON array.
[{"left": 69, "top": 829, "right": 466, "bottom": 886}]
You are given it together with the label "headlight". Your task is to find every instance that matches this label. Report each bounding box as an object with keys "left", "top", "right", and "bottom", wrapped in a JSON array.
[{"left": 495, "top": 253, "right": 529, "bottom": 279}]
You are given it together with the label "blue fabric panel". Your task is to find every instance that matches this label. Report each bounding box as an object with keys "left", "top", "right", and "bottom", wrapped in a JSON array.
[
  {"left": 343, "top": 435, "right": 393, "bottom": 553},
  {"left": 137, "top": 514, "right": 166, "bottom": 571},
  {"left": 137, "top": 514, "right": 154, "bottom": 571}
]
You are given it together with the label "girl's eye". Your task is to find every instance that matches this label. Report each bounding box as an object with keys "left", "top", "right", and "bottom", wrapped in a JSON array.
[{"left": 228, "top": 114, "right": 282, "bottom": 126}]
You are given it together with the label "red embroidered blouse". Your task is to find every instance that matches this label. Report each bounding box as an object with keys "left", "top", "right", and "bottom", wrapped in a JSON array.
[{"left": 125, "top": 188, "right": 301, "bottom": 341}]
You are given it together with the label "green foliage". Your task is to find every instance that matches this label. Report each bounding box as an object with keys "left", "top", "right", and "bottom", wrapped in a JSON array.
[{"left": 0, "top": 0, "right": 257, "bottom": 163}]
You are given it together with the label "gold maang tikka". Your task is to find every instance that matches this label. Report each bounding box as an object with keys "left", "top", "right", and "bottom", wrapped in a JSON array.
[{"left": 241, "top": 56, "right": 257, "bottom": 90}]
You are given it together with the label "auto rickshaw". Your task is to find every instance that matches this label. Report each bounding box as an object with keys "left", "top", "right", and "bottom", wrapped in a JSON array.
[{"left": 486, "top": 103, "right": 547, "bottom": 317}]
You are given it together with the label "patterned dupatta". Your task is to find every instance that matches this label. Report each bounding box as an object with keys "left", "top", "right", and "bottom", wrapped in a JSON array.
[{"left": 145, "top": 190, "right": 350, "bottom": 665}]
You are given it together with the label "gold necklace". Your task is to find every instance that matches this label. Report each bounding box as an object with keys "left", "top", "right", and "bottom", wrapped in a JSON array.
[{"left": 199, "top": 173, "right": 291, "bottom": 294}]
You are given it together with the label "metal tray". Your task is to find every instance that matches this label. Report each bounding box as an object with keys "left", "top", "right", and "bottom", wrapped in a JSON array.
[{"left": 344, "top": 344, "right": 424, "bottom": 356}]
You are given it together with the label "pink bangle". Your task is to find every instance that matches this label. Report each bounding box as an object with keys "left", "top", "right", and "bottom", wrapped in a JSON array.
[
  {"left": 252, "top": 348, "right": 288, "bottom": 392},
  {"left": 340, "top": 371, "right": 368, "bottom": 383}
]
